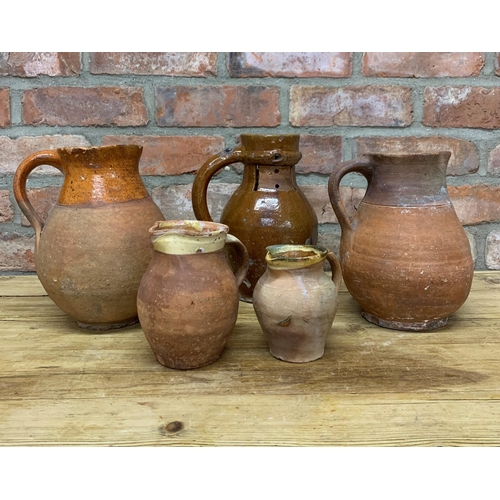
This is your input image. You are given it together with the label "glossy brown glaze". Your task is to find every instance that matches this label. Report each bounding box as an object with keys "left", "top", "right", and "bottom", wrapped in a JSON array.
[
  {"left": 328, "top": 152, "right": 474, "bottom": 331},
  {"left": 253, "top": 245, "right": 342, "bottom": 363},
  {"left": 137, "top": 221, "right": 249, "bottom": 370},
  {"left": 13, "top": 145, "right": 164, "bottom": 330},
  {"left": 192, "top": 134, "right": 318, "bottom": 302}
]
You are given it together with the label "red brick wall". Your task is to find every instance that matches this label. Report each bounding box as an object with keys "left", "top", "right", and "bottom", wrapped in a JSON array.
[{"left": 2, "top": 52, "right": 500, "bottom": 271}]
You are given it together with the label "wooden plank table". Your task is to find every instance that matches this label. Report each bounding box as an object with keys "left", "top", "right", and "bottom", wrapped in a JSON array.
[{"left": 1, "top": 271, "right": 500, "bottom": 447}]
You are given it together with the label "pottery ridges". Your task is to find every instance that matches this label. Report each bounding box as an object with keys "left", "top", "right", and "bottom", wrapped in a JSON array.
[
  {"left": 329, "top": 153, "right": 474, "bottom": 331},
  {"left": 137, "top": 221, "right": 249, "bottom": 370}
]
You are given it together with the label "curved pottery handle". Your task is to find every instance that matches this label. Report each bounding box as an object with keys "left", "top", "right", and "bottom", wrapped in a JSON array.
[
  {"left": 192, "top": 148, "right": 244, "bottom": 222},
  {"left": 225, "top": 234, "right": 249, "bottom": 287},
  {"left": 328, "top": 158, "right": 373, "bottom": 234},
  {"left": 325, "top": 251, "right": 342, "bottom": 291},
  {"left": 13, "top": 150, "right": 63, "bottom": 246}
]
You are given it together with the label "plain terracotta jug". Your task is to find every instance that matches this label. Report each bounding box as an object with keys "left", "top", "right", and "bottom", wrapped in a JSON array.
[
  {"left": 13, "top": 145, "right": 164, "bottom": 330},
  {"left": 253, "top": 244, "right": 342, "bottom": 363},
  {"left": 328, "top": 152, "right": 473, "bottom": 331},
  {"left": 192, "top": 134, "right": 318, "bottom": 303},
  {"left": 137, "top": 220, "right": 249, "bottom": 370}
]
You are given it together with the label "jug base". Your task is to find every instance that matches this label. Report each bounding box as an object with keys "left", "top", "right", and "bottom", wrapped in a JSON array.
[
  {"left": 155, "top": 352, "right": 222, "bottom": 370},
  {"left": 269, "top": 348, "right": 324, "bottom": 363},
  {"left": 76, "top": 316, "right": 139, "bottom": 331},
  {"left": 362, "top": 312, "right": 448, "bottom": 332}
]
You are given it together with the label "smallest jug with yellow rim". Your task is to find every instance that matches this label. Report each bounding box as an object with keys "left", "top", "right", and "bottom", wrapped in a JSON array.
[
  {"left": 253, "top": 244, "right": 342, "bottom": 363},
  {"left": 137, "top": 220, "right": 249, "bottom": 370}
]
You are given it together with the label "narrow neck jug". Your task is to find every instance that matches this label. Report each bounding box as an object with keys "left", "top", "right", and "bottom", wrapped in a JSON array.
[
  {"left": 328, "top": 152, "right": 474, "bottom": 331},
  {"left": 192, "top": 134, "right": 318, "bottom": 303}
]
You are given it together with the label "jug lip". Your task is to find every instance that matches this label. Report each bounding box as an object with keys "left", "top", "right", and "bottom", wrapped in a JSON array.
[
  {"left": 364, "top": 151, "right": 452, "bottom": 162},
  {"left": 150, "top": 220, "right": 229, "bottom": 255},
  {"left": 238, "top": 134, "right": 302, "bottom": 165},
  {"left": 150, "top": 220, "right": 229, "bottom": 237},
  {"left": 56, "top": 144, "right": 143, "bottom": 155},
  {"left": 265, "top": 244, "right": 329, "bottom": 269}
]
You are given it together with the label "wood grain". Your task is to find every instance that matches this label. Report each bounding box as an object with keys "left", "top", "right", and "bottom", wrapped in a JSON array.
[{"left": 1, "top": 272, "right": 500, "bottom": 446}]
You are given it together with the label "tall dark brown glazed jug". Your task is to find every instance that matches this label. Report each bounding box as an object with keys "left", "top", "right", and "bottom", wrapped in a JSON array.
[
  {"left": 13, "top": 145, "right": 164, "bottom": 330},
  {"left": 328, "top": 152, "right": 473, "bottom": 331},
  {"left": 192, "top": 134, "right": 318, "bottom": 302}
]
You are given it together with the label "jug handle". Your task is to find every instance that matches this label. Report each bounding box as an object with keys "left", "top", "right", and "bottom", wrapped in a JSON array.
[
  {"left": 325, "top": 251, "right": 342, "bottom": 291},
  {"left": 328, "top": 158, "right": 373, "bottom": 234},
  {"left": 225, "top": 234, "right": 250, "bottom": 287},
  {"left": 13, "top": 150, "right": 63, "bottom": 246},
  {"left": 192, "top": 147, "right": 244, "bottom": 221}
]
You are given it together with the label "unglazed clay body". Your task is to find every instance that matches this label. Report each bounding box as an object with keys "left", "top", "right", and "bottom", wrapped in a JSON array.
[
  {"left": 137, "top": 220, "right": 249, "bottom": 370},
  {"left": 328, "top": 152, "right": 474, "bottom": 331},
  {"left": 192, "top": 135, "right": 318, "bottom": 303},
  {"left": 253, "top": 245, "right": 342, "bottom": 363},
  {"left": 13, "top": 145, "right": 163, "bottom": 330}
]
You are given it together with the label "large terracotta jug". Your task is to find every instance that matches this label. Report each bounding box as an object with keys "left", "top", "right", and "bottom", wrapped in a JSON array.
[
  {"left": 328, "top": 152, "right": 473, "bottom": 331},
  {"left": 192, "top": 134, "right": 318, "bottom": 302},
  {"left": 137, "top": 220, "right": 249, "bottom": 369},
  {"left": 13, "top": 145, "right": 164, "bottom": 330}
]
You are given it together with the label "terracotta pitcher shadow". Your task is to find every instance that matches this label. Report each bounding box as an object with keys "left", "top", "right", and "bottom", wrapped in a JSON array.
[
  {"left": 328, "top": 152, "right": 474, "bottom": 331},
  {"left": 137, "top": 220, "right": 249, "bottom": 370},
  {"left": 192, "top": 134, "right": 318, "bottom": 303},
  {"left": 13, "top": 145, "right": 164, "bottom": 330},
  {"left": 253, "top": 244, "right": 342, "bottom": 363}
]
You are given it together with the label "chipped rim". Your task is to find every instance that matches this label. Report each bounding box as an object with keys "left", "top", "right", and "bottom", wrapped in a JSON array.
[
  {"left": 365, "top": 151, "right": 452, "bottom": 164},
  {"left": 265, "top": 244, "right": 329, "bottom": 270},
  {"left": 150, "top": 220, "right": 229, "bottom": 255},
  {"left": 57, "top": 144, "right": 143, "bottom": 155}
]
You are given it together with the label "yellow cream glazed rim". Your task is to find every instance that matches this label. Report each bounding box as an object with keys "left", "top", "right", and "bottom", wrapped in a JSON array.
[
  {"left": 265, "top": 244, "right": 328, "bottom": 270},
  {"left": 150, "top": 220, "right": 229, "bottom": 255}
]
